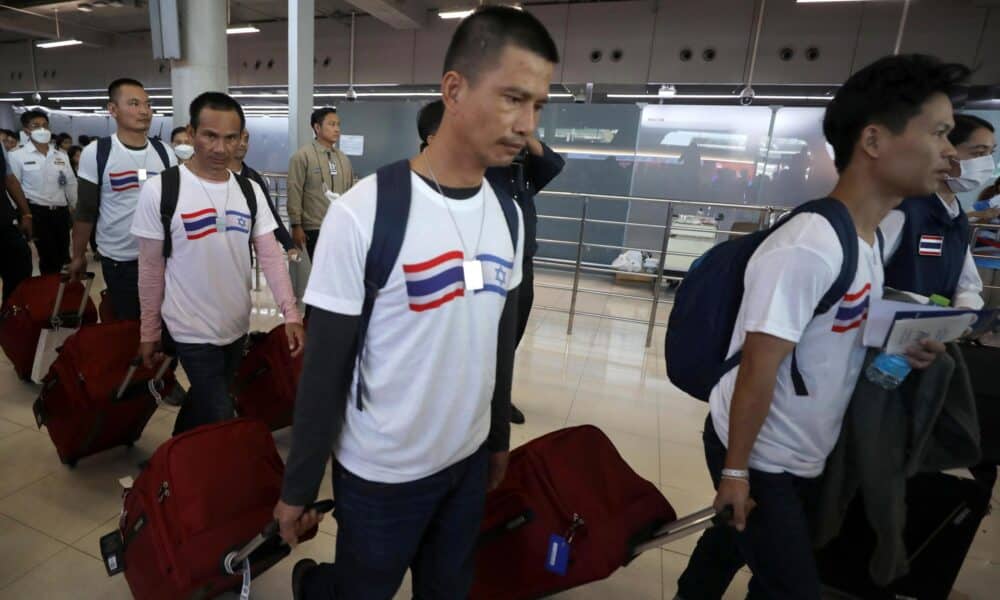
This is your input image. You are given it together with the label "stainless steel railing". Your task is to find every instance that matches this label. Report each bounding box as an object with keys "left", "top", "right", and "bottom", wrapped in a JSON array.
[{"left": 259, "top": 172, "right": 1000, "bottom": 348}]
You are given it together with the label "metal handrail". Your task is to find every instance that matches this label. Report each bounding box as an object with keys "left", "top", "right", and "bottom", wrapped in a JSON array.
[{"left": 259, "top": 172, "right": 999, "bottom": 348}]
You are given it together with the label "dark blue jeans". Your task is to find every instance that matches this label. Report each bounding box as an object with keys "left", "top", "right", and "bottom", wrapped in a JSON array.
[
  {"left": 172, "top": 335, "right": 246, "bottom": 435},
  {"left": 677, "top": 417, "right": 822, "bottom": 600},
  {"left": 100, "top": 256, "right": 140, "bottom": 321},
  {"left": 302, "top": 446, "right": 489, "bottom": 600}
]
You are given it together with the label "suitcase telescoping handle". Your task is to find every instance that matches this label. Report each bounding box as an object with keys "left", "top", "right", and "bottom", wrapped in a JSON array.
[
  {"left": 222, "top": 499, "right": 336, "bottom": 576},
  {"left": 630, "top": 505, "right": 734, "bottom": 558},
  {"left": 50, "top": 270, "right": 96, "bottom": 328},
  {"left": 114, "top": 356, "right": 173, "bottom": 402}
]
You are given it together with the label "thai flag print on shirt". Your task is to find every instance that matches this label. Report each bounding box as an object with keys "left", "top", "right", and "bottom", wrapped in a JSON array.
[
  {"left": 180, "top": 208, "right": 251, "bottom": 240},
  {"left": 109, "top": 170, "right": 141, "bottom": 192},
  {"left": 831, "top": 283, "right": 871, "bottom": 333},
  {"left": 918, "top": 234, "right": 944, "bottom": 257},
  {"left": 403, "top": 251, "right": 465, "bottom": 312}
]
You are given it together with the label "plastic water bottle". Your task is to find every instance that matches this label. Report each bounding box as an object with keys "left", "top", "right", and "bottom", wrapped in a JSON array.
[{"left": 864, "top": 293, "right": 950, "bottom": 389}]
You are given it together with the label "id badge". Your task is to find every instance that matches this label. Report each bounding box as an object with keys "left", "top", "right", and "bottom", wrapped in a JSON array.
[
  {"left": 138, "top": 168, "right": 147, "bottom": 182},
  {"left": 463, "top": 260, "right": 484, "bottom": 291},
  {"left": 329, "top": 161, "right": 338, "bottom": 176},
  {"left": 544, "top": 534, "right": 570, "bottom": 575},
  {"left": 216, "top": 217, "right": 226, "bottom": 233}
]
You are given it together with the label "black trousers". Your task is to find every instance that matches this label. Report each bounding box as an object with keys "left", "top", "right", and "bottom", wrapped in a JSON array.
[
  {"left": 29, "top": 203, "right": 70, "bottom": 275},
  {"left": 305, "top": 228, "right": 321, "bottom": 261},
  {"left": 0, "top": 220, "right": 32, "bottom": 304}
]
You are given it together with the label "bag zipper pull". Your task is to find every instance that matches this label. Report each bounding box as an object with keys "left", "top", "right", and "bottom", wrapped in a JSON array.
[
  {"left": 157, "top": 481, "right": 170, "bottom": 503},
  {"left": 565, "top": 513, "right": 585, "bottom": 545}
]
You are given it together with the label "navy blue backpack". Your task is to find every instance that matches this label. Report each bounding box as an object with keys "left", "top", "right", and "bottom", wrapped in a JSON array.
[
  {"left": 665, "top": 197, "right": 882, "bottom": 402},
  {"left": 352, "top": 160, "right": 520, "bottom": 409}
]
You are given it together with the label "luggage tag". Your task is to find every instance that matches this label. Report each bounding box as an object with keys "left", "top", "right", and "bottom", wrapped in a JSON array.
[
  {"left": 463, "top": 260, "right": 484, "bottom": 291},
  {"left": 138, "top": 168, "right": 147, "bottom": 182},
  {"left": 240, "top": 559, "right": 251, "bottom": 600},
  {"left": 544, "top": 513, "right": 585, "bottom": 576},
  {"left": 99, "top": 530, "right": 126, "bottom": 576}
]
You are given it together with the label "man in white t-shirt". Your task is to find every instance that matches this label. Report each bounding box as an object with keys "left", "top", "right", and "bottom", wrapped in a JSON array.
[
  {"left": 675, "top": 54, "right": 962, "bottom": 600},
  {"left": 68, "top": 78, "right": 176, "bottom": 320},
  {"left": 273, "top": 8, "right": 557, "bottom": 600},
  {"left": 131, "top": 92, "right": 304, "bottom": 435}
]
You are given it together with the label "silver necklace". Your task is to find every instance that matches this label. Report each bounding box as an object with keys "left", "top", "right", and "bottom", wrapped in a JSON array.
[
  {"left": 190, "top": 166, "right": 232, "bottom": 232},
  {"left": 423, "top": 152, "right": 486, "bottom": 259}
]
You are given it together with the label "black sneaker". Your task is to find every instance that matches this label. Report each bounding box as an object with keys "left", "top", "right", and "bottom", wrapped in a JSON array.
[
  {"left": 292, "top": 558, "right": 317, "bottom": 600},
  {"left": 510, "top": 404, "right": 526, "bottom": 425}
]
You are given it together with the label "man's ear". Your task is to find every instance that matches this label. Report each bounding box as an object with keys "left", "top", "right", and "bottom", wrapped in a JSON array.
[{"left": 859, "top": 124, "right": 884, "bottom": 162}]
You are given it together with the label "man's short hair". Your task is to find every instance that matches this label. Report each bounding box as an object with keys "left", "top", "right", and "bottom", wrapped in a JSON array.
[
  {"left": 189, "top": 92, "right": 246, "bottom": 132},
  {"left": 950, "top": 114, "right": 994, "bottom": 147},
  {"left": 823, "top": 54, "right": 971, "bottom": 173},
  {"left": 0, "top": 128, "right": 16, "bottom": 138},
  {"left": 310, "top": 107, "right": 337, "bottom": 129},
  {"left": 20, "top": 110, "right": 48, "bottom": 128},
  {"left": 443, "top": 6, "right": 559, "bottom": 83},
  {"left": 170, "top": 126, "right": 188, "bottom": 142},
  {"left": 108, "top": 78, "right": 145, "bottom": 103},
  {"left": 417, "top": 100, "right": 445, "bottom": 150},
  {"left": 78, "top": 134, "right": 91, "bottom": 146}
]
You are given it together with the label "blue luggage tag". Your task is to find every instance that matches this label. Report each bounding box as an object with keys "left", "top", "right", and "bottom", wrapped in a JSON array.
[{"left": 545, "top": 533, "right": 570, "bottom": 576}]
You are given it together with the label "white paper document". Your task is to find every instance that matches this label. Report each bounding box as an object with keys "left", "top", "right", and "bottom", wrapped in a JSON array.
[
  {"left": 339, "top": 135, "right": 364, "bottom": 156},
  {"left": 863, "top": 296, "right": 999, "bottom": 352},
  {"left": 882, "top": 313, "right": 978, "bottom": 354}
]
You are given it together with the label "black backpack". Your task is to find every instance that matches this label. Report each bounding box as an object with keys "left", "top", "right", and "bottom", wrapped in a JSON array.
[{"left": 95, "top": 136, "right": 171, "bottom": 187}]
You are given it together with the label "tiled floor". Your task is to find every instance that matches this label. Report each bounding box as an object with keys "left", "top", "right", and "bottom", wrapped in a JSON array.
[{"left": 0, "top": 264, "right": 998, "bottom": 598}]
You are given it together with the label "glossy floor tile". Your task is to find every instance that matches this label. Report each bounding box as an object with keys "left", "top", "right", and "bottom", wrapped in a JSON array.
[{"left": 0, "top": 264, "right": 996, "bottom": 599}]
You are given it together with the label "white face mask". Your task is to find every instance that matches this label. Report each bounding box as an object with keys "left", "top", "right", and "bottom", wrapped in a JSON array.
[
  {"left": 173, "top": 144, "right": 194, "bottom": 160},
  {"left": 29, "top": 128, "right": 51, "bottom": 145},
  {"left": 946, "top": 155, "right": 996, "bottom": 193}
]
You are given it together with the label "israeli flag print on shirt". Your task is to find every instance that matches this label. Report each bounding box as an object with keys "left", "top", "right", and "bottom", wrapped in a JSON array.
[
  {"left": 475, "top": 254, "right": 514, "bottom": 297},
  {"left": 831, "top": 283, "right": 871, "bottom": 333}
]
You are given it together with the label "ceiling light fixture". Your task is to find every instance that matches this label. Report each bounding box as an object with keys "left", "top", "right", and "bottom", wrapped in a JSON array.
[
  {"left": 438, "top": 9, "right": 475, "bottom": 19},
  {"left": 226, "top": 25, "right": 260, "bottom": 35},
  {"left": 36, "top": 9, "right": 82, "bottom": 49},
  {"left": 77, "top": 3, "right": 94, "bottom": 12}
]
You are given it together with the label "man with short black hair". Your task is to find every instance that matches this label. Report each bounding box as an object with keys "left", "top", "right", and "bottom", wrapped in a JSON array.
[
  {"left": 675, "top": 53, "right": 965, "bottom": 600},
  {"left": 132, "top": 92, "right": 304, "bottom": 435},
  {"left": 68, "top": 78, "right": 176, "bottom": 320},
  {"left": 170, "top": 126, "right": 193, "bottom": 164},
  {"left": 1, "top": 129, "right": 19, "bottom": 152},
  {"left": 227, "top": 127, "right": 296, "bottom": 253},
  {"left": 8, "top": 110, "right": 77, "bottom": 274},
  {"left": 286, "top": 106, "right": 353, "bottom": 259},
  {"left": 275, "top": 7, "right": 558, "bottom": 599}
]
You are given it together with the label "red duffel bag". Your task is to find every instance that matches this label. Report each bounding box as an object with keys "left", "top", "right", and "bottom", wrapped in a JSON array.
[{"left": 232, "top": 323, "right": 304, "bottom": 430}]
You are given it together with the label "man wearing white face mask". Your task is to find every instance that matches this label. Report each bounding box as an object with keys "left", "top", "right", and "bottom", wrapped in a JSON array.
[
  {"left": 171, "top": 126, "right": 195, "bottom": 164},
  {"left": 879, "top": 114, "right": 995, "bottom": 310},
  {"left": 8, "top": 110, "right": 77, "bottom": 274},
  {"left": 286, "top": 107, "right": 354, "bottom": 259}
]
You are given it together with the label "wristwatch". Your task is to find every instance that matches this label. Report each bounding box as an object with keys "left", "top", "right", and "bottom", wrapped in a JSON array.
[{"left": 721, "top": 468, "right": 750, "bottom": 480}]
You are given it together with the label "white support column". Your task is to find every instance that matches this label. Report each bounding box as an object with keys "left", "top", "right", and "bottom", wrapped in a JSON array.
[
  {"left": 170, "top": 0, "right": 228, "bottom": 127},
  {"left": 289, "top": 0, "right": 315, "bottom": 154}
]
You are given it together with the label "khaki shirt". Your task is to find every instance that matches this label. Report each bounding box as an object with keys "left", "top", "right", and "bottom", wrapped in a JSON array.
[{"left": 286, "top": 140, "right": 354, "bottom": 230}]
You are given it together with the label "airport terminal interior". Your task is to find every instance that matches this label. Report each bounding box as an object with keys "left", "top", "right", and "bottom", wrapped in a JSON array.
[{"left": 1, "top": 0, "right": 1000, "bottom": 598}]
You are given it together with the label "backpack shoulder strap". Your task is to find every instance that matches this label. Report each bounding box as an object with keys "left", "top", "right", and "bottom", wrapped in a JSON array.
[
  {"left": 484, "top": 168, "right": 520, "bottom": 254},
  {"left": 353, "top": 160, "right": 412, "bottom": 410},
  {"left": 148, "top": 137, "right": 171, "bottom": 170},
  {"left": 789, "top": 197, "right": 859, "bottom": 316},
  {"left": 96, "top": 136, "right": 112, "bottom": 188},
  {"left": 159, "top": 166, "right": 181, "bottom": 259},
  {"left": 232, "top": 172, "right": 258, "bottom": 222}
]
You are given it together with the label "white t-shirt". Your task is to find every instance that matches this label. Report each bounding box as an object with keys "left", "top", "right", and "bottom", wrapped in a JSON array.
[
  {"left": 78, "top": 135, "right": 177, "bottom": 262},
  {"left": 710, "top": 213, "right": 883, "bottom": 478},
  {"left": 131, "top": 165, "right": 277, "bottom": 345},
  {"left": 305, "top": 172, "right": 524, "bottom": 484}
]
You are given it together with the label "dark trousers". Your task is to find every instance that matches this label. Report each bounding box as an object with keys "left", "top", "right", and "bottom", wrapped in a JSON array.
[
  {"left": 302, "top": 446, "right": 489, "bottom": 600},
  {"left": 29, "top": 204, "right": 70, "bottom": 275},
  {"left": 172, "top": 335, "right": 246, "bottom": 435},
  {"left": 677, "top": 417, "right": 822, "bottom": 600},
  {"left": 305, "top": 229, "right": 321, "bottom": 262},
  {"left": 100, "top": 257, "right": 140, "bottom": 321},
  {"left": 0, "top": 221, "right": 32, "bottom": 305},
  {"left": 514, "top": 256, "right": 534, "bottom": 348}
]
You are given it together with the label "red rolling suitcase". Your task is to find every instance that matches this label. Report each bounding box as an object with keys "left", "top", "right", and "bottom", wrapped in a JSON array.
[
  {"left": 0, "top": 272, "right": 98, "bottom": 380},
  {"left": 32, "top": 319, "right": 176, "bottom": 467},
  {"left": 232, "top": 323, "right": 303, "bottom": 430},
  {"left": 110, "top": 419, "right": 326, "bottom": 600},
  {"left": 471, "top": 425, "right": 727, "bottom": 600}
]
